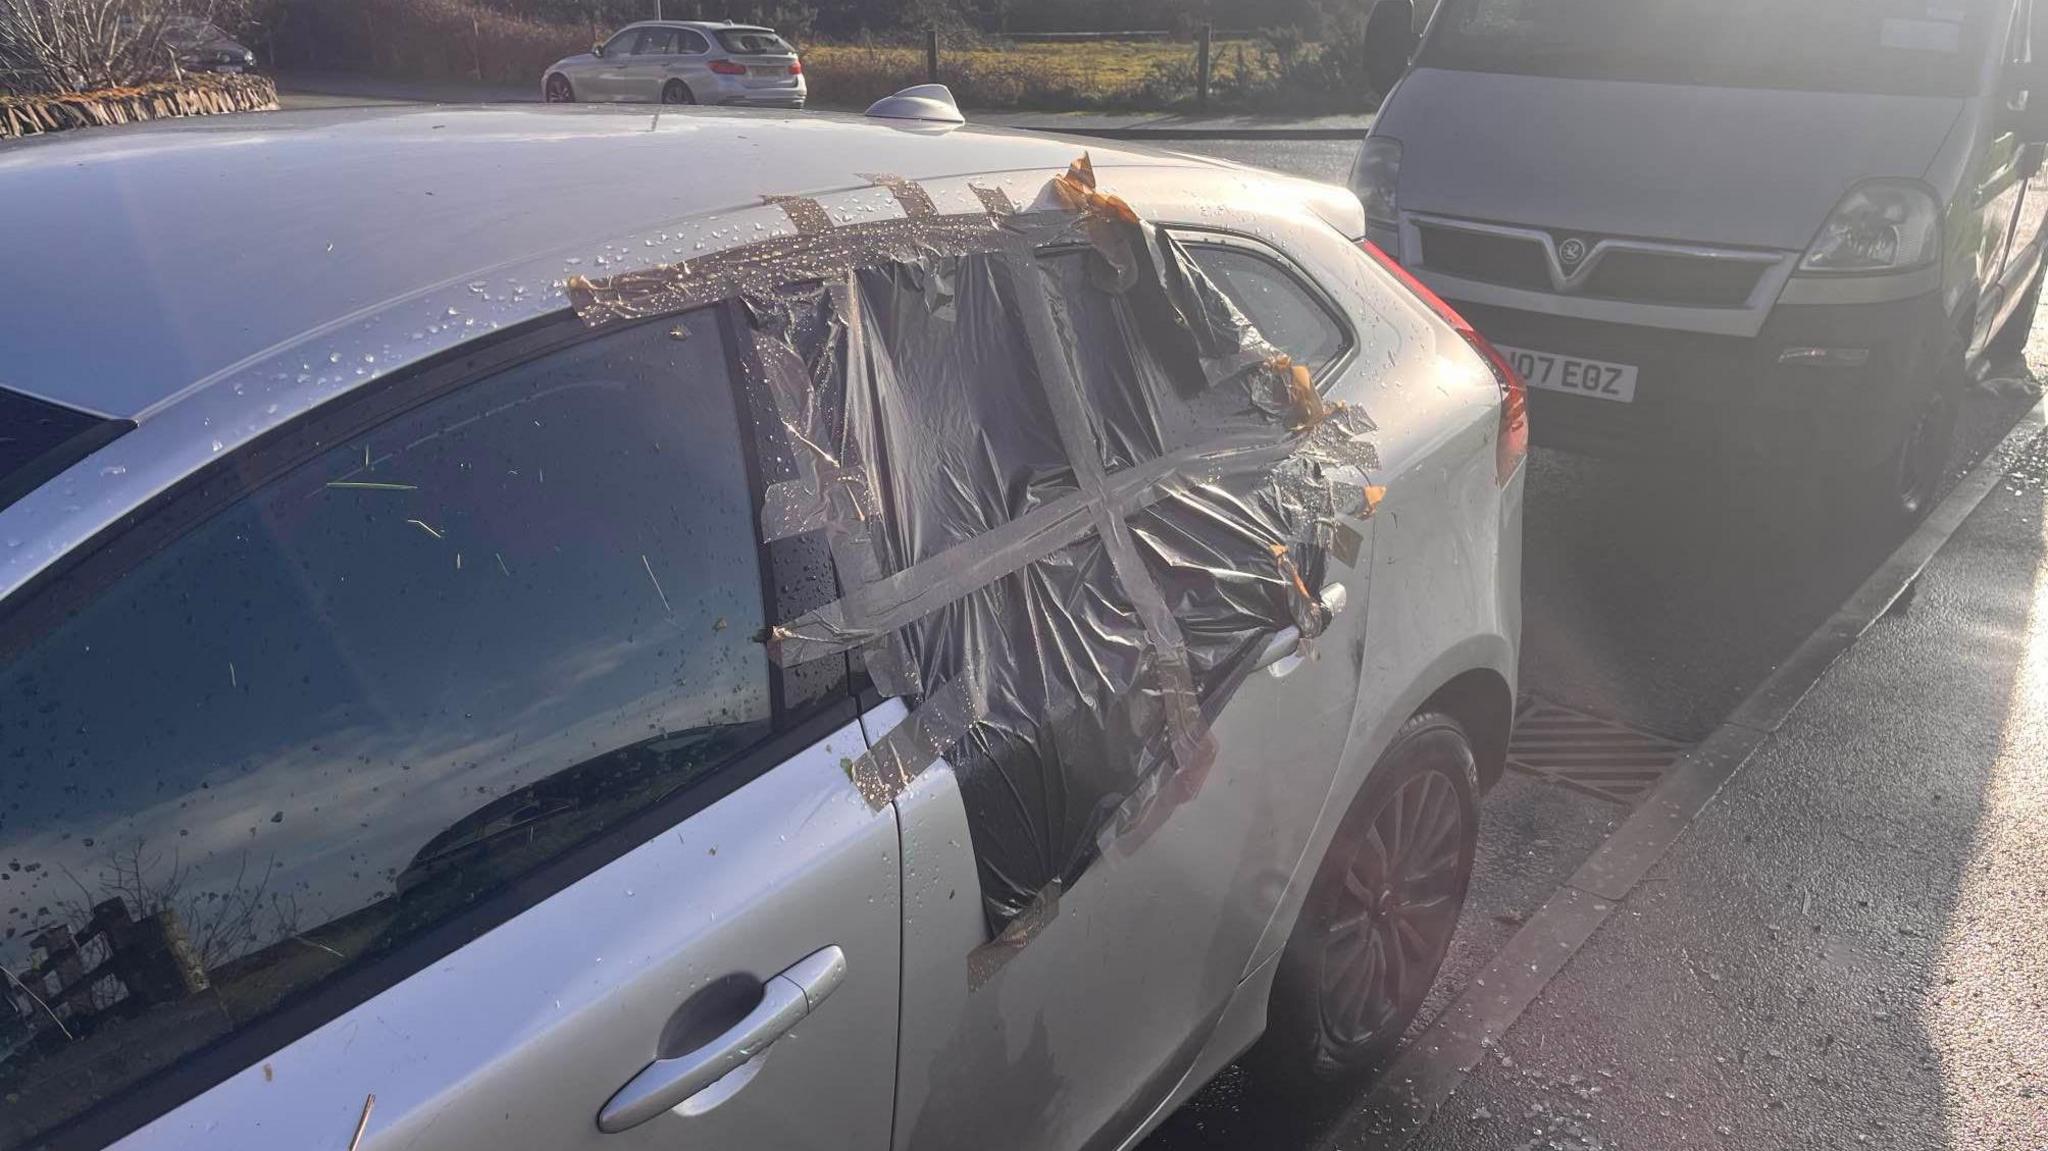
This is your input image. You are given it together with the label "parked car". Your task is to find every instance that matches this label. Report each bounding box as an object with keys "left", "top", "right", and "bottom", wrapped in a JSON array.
[
  {"left": 542, "top": 20, "right": 805, "bottom": 107},
  {"left": 162, "top": 15, "right": 256, "bottom": 74},
  {"left": 1360, "top": 0, "right": 2048, "bottom": 522},
  {"left": 0, "top": 95, "right": 1521, "bottom": 1151}
]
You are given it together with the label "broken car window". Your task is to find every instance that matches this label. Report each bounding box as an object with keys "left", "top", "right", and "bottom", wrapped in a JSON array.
[{"left": 1185, "top": 245, "right": 1351, "bottom": 377}]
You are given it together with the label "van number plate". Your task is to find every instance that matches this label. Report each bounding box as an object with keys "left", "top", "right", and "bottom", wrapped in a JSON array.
[{"left": 1495, "top": 344, "right": 1638, "bottom": 404}]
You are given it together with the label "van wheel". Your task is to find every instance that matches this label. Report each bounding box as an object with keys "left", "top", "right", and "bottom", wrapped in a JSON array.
[
  {"left": 544, "top": 74, "right": 574, "bottom": 103},
  {"left": 1883, "top": 385, "right": 1959, "bottom": 523},
  {"left": 1248, "top": 711, "right": 1478, "bottom": 1089},
  {"left": 1987, "top": 262, "right": 2045, "bottom": 364},
  {"left": 662, "top": 80, "right": 695, "bottom": 105}
]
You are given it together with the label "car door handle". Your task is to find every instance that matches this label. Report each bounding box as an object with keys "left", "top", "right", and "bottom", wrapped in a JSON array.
[
  {"left": 1254, "top": 582, "right": 1348, "bottom": 674},
  {"left": 597, "top": 946, "right": 848, "bottom": 1134}
]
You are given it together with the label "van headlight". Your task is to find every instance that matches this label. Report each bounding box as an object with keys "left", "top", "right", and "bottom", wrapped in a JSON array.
[
  {"left": 1351, "top": 136, "right": 1403, "bottom": 256},
  {"left": 1799, "top": 181, "right": 1940, "bottom": 273},
  {"left": 1351, "top": 136, "right": 1402, "bottom": 224}
]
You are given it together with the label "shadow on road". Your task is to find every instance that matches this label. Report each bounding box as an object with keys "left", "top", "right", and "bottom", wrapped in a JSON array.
[{"left": 1380, "top": 424, "right": 2048, "bottom": 1150}]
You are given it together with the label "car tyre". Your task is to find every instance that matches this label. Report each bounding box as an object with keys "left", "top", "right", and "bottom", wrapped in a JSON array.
[
  {"left": 544, "top": 74, "right": 575, "bottom": 103},
  {"left": 1247, "top": 710, "right": 1478, "bottom": 1090},
  {"left": 1853, "top": 333, "right": 1964, "bottom": 530},
  {"left": 1987, "top": 261, "right": 2045, "bottom": 364},
  {"left": 662, "top": 80, "right": 696, "bottom": 105}
]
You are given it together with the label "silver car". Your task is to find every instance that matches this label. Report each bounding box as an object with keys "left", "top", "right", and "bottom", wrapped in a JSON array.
[
  {"left": 543, "top": 20, "right": 804, "bottom": 107},
  {"left": 0, "top": 98, "right": 1520, "bottom": 1150}
]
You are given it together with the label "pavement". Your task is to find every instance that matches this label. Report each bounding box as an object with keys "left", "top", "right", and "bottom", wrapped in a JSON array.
[{"left": 1338, "top": 408, "right": 2048, "bottom": 1151}]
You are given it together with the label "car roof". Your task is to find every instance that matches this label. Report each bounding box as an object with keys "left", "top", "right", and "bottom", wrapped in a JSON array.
[
  {"left": 0, "top": 104, "right": 1219, "bottom": 421},
  {"left": 617, "top": 21, "right": 780, "bottom": 35}
]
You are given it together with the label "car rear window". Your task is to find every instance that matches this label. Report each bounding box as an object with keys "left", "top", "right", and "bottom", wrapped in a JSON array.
[
  {"left": 715, "top": 28, "right": 793, "bottom": 54},
  {"left": 1183, "top": 245, "right": 1351, "bottom": 377}
]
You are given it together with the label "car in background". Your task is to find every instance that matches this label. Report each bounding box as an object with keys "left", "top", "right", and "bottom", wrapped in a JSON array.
[
  {"left": 163, "top": 15, "right": 256, "bottom": 74},
  {"left": 0, "top": 97, "right": 1519, "bottom": 1150},
  {"left": 543, "top": 20, "right": 804, "bottom": 107},
  {"left": 1360, "top": 0, "right": 2048, "bottom": 524}
]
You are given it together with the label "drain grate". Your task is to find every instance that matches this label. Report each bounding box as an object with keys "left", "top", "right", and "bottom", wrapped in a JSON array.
[{"left": 1507, "top": 700, "right": 1690, "bottom": 805}]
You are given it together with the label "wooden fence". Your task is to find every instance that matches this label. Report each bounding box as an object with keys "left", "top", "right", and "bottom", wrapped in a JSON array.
[{"left": 0, "top": 75, "right": 279, "bottom": 141}]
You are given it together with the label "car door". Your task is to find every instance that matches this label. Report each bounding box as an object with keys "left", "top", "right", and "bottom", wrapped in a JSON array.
[
  {"left": 665, "top": 28, "right": 714, "bottom": 97},
  {"left": 882, "top": 235, "right": 1374, "bottom": 1151},
  {"left": 2004, "top": 1, "right": 2048, "bottom": 331},
  {"left": 620, "top": 26, "right": 679, "bottom": 101},
  {"left": 0, "top": 306, "right": 899, "bottom": 1150},
  {"left": 587, "top": 29, "right": 640, "bottom": 101}
]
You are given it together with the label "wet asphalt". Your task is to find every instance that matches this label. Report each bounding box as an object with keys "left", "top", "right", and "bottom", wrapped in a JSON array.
[{"left": 1140, "top": 139, "right": 2048, "bottom": 1150}]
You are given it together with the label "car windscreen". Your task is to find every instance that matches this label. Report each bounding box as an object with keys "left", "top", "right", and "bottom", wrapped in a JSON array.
[
  {"left": 1418, "top": 0, "right": 1993, "bottom": 97},
  {"left": 715, "top": 28, "right": 793, "bottom": 55}
]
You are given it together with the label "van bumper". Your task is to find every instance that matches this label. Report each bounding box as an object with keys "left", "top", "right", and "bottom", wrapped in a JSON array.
[{"left": 1451, "top": 291, "right": 1949, "bottom": 472}]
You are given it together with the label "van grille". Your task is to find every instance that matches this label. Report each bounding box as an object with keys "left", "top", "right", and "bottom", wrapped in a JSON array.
[
  {"left": 1416, "top": 225, "right": 1551, "bottom": 291},
  {"left": 1414, "top": 222, "right": 1772, "bottom": 309},
  {"left": 1579, "top": 249, "right": 1766, "bottom": 308}
]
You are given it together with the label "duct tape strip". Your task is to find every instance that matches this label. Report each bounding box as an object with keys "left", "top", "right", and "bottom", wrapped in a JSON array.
[
  {"left": 858, "top": 172, "right": 939, "bottom": 219},
  {"left": 824, "top": 272, "right": 923, "bottom": 697},
  {"left": 568, "top": 210, "right": 1034, "bottom": 328},
  {"left": 971, "top": 184, "right": 1018, "bottom": 217},
  {"left": 763, "top": 194, "right": 833, "bottom": 234},
  {"left": 766, "top": 429, "right": 1304, "bottom": 666},
  {"left": 739, "top": 273, "right": 921, "bottom": 695},
  {"left": 842, "top": 673, "right": 987, "bottom": 809},
  {"left": 996, "top": 248, "right": 1215, "bottom": 782},
  {"left": 966, "top": 879, "right": 1061, "bottom": 990}
]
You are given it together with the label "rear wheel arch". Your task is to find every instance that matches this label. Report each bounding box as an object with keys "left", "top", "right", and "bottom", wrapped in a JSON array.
[{"left": 1415, "top": 667, "right": 1514, "bottom": 792}]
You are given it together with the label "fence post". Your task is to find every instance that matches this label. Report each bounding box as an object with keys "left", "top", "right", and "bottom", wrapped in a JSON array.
[
  {"left": 1196, "top": 24, "right": 1212, "bottom": 110},
  {"left": 471, "top": 15, "right": 483, "bottom": 81},
  {"left": 926, "top": 27, "right": 939, "bottom": 84}
]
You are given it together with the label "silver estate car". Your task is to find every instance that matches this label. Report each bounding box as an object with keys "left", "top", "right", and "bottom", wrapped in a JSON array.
[
  {"left": 543, "top": 20, "right": 805, "bottom": 107},
  {"left": 0, "top": 99, "right": 1521, "bottom": 1150}
]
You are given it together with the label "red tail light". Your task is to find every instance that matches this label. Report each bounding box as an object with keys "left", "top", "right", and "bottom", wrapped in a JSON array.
[
  {"left": 1358, "top": 239, "right": 1528, "bottom": 486},
  {"left": 789, "top": 60, "right": 803, "bottom": 74},
  {"left": 709, "top": 59, "right": 747, "bottom": 75}
]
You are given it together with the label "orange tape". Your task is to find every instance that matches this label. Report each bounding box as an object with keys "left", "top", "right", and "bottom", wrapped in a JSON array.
[{"left": 1050, "top": 152, "right": 1140, "bottom": 226}]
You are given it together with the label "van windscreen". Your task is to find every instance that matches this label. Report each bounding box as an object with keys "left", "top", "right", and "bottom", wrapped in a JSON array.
[{"left": 1419, "top": 0, "right": 1993, "bottom": 97}]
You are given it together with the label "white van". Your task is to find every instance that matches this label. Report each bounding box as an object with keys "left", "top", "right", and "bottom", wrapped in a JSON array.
[{"left": 1360, "top": 0, "right": 2048, "bottom": 520}]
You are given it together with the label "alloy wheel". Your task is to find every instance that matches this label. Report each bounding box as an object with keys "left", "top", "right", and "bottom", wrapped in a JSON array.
[{"left": 1316, "top": 768, "right": 1467, "bottom": 1048}]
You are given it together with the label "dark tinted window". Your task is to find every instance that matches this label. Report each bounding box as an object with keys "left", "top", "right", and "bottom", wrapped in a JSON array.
[
  {"left": 0, "top": 309, "right": 790, "bottom": 1143},
  {"left": 679, "top": 29, "right": 711, "bottom": 53},
  {"left": 1184, "top": 245, "right": 1349, "bottom": 376}
]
